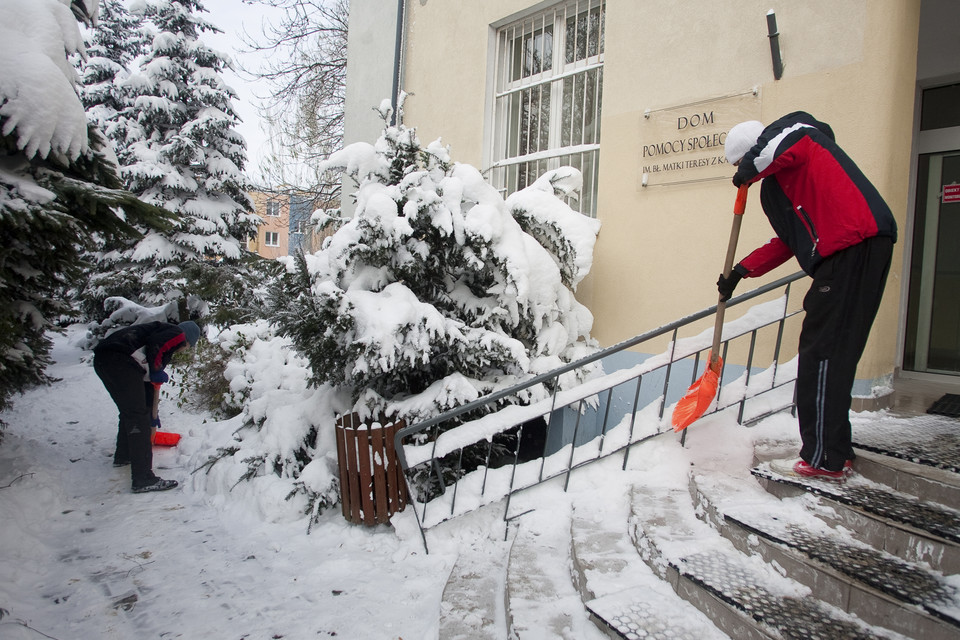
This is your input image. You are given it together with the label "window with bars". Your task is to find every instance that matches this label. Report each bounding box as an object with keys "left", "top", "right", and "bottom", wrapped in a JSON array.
[{"left": 490, "top": 0, "right": 604, "bottom": 217}]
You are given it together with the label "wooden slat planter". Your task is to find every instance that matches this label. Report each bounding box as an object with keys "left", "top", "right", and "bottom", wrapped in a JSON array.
[{"left": 335, "top": 413, "right": 407, "bottom": 526}]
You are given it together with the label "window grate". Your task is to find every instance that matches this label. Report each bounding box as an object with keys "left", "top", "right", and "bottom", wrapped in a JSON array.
[{"left": 491, "top": 0, "right": 605, "bottom": 216}]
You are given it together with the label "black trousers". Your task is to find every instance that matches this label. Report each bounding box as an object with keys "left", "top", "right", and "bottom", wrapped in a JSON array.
[
  {"left": 93, "top": 351, "right": 157, "bottom": 485},
  {"left": 796, "top": 236, "right": 893, "bottom": 471}
]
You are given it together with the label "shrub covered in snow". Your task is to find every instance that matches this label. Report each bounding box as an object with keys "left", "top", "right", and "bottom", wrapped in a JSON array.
[
  {"left": 195, "top": 100, "right": 602, "bottom": 523},
  {"left": 278, "top": 99, "right": 602, "bottom": 424}
]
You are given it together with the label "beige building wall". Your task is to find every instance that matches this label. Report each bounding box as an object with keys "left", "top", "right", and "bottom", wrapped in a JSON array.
[
  {"left": 247, "top": 191, "right": 290, "bottom": 259},
  {"left": 399, "top": 0, "right": 922, "bottom": 392}
]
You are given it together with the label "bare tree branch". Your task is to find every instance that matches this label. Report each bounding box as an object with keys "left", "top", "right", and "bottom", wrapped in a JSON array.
[{"left": 238, "top": 0, "right": 348, "bottom": 200}]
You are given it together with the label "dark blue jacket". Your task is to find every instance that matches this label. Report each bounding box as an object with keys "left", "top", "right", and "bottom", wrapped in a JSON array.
[{"left": 93, "top": 322, "right": 186, "bottom": 377}]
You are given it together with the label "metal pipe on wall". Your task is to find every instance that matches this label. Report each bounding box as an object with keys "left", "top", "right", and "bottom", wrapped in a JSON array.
[{"left": 766, "top": 10, "right": 784, "bottom": 80}]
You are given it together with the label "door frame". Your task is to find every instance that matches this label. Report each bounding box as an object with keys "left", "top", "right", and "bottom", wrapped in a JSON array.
[{"left": 897, "top": 82, "right": 960, "bottom": 382}]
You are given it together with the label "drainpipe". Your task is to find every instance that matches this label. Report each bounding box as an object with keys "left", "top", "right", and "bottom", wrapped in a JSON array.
[{"left": 391, "top": 0, "right": 407, "bottom": 124}]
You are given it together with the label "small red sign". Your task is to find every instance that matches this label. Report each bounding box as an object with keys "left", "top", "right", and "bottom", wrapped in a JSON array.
[{"left": 944, "top": 183, "right": 960, "bottom": 204}]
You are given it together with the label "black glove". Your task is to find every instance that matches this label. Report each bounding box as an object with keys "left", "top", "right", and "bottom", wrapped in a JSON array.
[
  {"left": 150, "top": 370, "right": 168, "bottom": 384},
  {"left": 717, "top": 265, "right": 746, "bottom": 302},
  {"left": 732, "top": 172, "right": 745, "bottom": 188}
]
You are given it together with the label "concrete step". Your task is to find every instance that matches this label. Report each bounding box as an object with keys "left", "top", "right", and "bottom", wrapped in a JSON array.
[
  {"left": 506, "top": 507, "right": 607, "bottom": 640},
  {"left": 569, "top": 495, "right": 729, "bottom": 639},
  {"left": 853, "top": 448, "right": 960, "bottom": 507},
  {"left": 693, "top": 473, "right": 960, "bottom": 640},
  {"left": 439, "top": 540, "right": 512, "bottom": 640},
  {"left": 751, "top": 463, "right": 960, "bottom": 575},
  {"left": 628, "top": 484, "right": 901, "bottom": 640}
]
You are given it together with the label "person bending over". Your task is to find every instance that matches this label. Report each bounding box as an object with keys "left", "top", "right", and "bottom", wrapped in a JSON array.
[
  {"left": 719, "top": 112, "right": 897, "bottom": 481},
  {"left": 93, "top": 321, "right": 200, "bottom": 493}
]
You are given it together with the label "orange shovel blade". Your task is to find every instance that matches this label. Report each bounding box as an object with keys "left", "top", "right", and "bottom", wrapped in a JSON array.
[
  {"left": 153, "top": 431, "right": 181, "bottom": 446},
  {"left": 671, "top": 355, "right": 723, "bottom": 432}
]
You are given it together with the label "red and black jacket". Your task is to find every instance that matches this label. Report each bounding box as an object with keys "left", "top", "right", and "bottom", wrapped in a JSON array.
[
  {"left": 93, "top": 321, "right": 187, "bottom": 377},
  {"left": 733, "top": 111, "right": 897, "bottom": 278}
]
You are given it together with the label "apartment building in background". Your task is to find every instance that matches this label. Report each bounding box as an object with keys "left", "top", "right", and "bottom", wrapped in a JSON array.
[{"left": 247, "top": 192, "right": 339, "bottom": 259}]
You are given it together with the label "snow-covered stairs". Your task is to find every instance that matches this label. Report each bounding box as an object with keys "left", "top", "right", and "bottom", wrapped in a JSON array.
[
  {"left": 626, "top": 483, "right": 892, "bottom": 639},
  {"left": 752, "top": 453, "right": 960, "bottom": 575},
  {"left": 433, "top": 420, "right": 960, "bottom": 639},
  {"left": 619, "top": 442, "right": 960, "bottom": 640},
  {"left": 505, "top": 506, "right": 608, "bottom": 639},
  {"left": 572, "top": 491, "right": 728, "bottom": 640},
  {"left": 699, "top": 463, "right": 960, "bottom": 639}
]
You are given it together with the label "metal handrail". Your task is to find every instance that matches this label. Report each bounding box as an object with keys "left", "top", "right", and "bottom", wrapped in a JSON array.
[{"left": 394, "top": 271, "right": 807, "bottom": 547}]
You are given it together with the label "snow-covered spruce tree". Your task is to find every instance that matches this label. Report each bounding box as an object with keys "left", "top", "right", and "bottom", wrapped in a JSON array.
[
  {"left": 0, "top": 0, "right": 170, "bottom": 419},
  {"left": 195, "top": 100, "right": 598, "bottom": 514},
  {"left": 83, "top": 0, "right": 261, "bottom": 327},
  {"left": 73, "top": 0, "right": 156, "bottom": 324},
  {"left": 79, "top": 0, "right": 148, "bottom": 129}
]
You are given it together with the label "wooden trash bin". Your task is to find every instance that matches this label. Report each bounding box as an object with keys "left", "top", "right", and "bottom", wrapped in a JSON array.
[{"left": 335, "top": 413, "right": 407, "bottom": 526}]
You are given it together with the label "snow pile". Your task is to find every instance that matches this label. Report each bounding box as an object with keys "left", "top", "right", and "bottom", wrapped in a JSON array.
[
  {"left": 187, "top": 321, "right": 348, "bottom": 523},
  {"left": 0, "top": 0, "right": 91, "bottom": 161}
]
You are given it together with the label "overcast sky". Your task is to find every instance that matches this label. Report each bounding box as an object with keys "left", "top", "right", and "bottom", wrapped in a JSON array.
[{"left": 199, "top": 0, "right": 284, "bottom": 180}]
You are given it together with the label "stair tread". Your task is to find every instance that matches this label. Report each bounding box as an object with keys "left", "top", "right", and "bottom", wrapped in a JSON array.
[
  {"left": 751, "top": 464, "right": 960, "bottom": 543},
  {"left": 508, "top": 507, "right": 607, "bottom": 640},
  {"left": 852, "top": 414, "right": 960, "bottom": 474},
  {"left": 722, "top": 506, "right": 960, "bottom": 624},
  {"left": 586, "top": 586, "right": 727, "bottom": 640},
  {"left": 679, "top": 549, "right": 892, "bottom": 640}
]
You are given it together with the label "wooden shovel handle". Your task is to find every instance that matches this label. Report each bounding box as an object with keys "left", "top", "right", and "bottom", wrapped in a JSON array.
[
  {"left": 151, "top": 382, "right": 161, "bottom": 420},
  {"left": 711, "top": 184, "right": 750, "bottom": 366}
]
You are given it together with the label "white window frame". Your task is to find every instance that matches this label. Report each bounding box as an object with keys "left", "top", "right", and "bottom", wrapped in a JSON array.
[
  {"left": 265, "top": 200, "right": 281, "bottom": 217},
  {"left": 489, "top": 0, "right": 605, "bottom": 216},
  {"left": 264, "top": 231, "right": 280, "bottom": 247}
]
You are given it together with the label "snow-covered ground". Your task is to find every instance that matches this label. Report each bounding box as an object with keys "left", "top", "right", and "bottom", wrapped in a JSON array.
[{"left": 0, "top": 326, "right": 813, "bottom": 639}]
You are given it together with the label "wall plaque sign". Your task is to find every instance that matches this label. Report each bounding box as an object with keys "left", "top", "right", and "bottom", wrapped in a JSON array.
[{"left": 640, "top": 89, "right": 762, "bottom": 188}]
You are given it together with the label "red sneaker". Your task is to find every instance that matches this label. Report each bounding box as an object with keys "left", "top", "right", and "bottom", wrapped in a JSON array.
[
  {"left": 792, "top": 460, "right": 845, "bottom": 481},
  {"left": 769, "top": 458, "right": 845, "bottom": 481}
]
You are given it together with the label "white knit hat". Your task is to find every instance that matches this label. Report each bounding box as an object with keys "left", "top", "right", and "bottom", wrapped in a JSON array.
[{"left": 724, "top": 120, "right": 765, "bottom": 165}]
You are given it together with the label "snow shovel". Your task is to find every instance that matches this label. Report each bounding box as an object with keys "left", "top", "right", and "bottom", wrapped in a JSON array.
[
  {"left": 150, "top": 382, "right": 182, "bottom": 447},
  {"left": 671, "top": 184, "right": 749, "bottom": 432}
]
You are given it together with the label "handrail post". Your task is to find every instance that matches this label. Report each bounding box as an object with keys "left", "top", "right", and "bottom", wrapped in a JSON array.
[
  {"left": 622, "top": 375, "right": 644, "bottom": 470},
  {"left": 597, "top": 387, "right": 614, "bottom": 456},
  {"left": 738, "top": 330, "right": 758, "bottom": 424},
  {"left": 564, "top": 399, "right": 585, "bottom": 491}
]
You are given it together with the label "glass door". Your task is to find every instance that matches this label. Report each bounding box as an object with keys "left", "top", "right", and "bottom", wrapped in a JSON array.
[{"left": 904, "top": 151, "right": 960, "bottom": 374}]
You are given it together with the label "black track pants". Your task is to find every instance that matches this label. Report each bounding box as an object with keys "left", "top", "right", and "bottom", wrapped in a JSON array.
[
  {"left": 796, "top": 236, "right": 893, "bottom": 472},
  {"left": 94, "top": 351, "right": 156, "bottom": 485}
]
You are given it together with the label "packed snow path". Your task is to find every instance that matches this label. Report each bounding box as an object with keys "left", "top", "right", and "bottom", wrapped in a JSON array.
[{"left": 0, "top": 330, "right": 448, "bottom": 639}]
